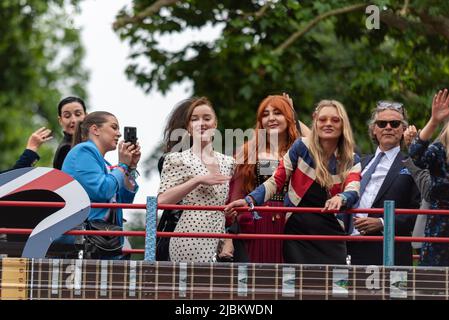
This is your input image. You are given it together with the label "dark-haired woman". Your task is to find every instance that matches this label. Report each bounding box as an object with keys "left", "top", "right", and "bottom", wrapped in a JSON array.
[
  {"left": 53, "top": 96, "right": 87, "bottom": 169},
  {"left": 62, "top": 111, "right": 140, "bottom": 259}
]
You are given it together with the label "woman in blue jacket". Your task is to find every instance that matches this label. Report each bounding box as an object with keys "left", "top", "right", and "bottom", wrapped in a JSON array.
[{"left": 62, "top": 111, "right": 140, "bottom": 259}]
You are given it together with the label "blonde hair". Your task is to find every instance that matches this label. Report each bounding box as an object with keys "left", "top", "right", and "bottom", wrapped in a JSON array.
[
  {"left": 308, "top": 100, "right": 355, "bottom": 190},
  {"left": 438, "top": 123, "right": 449, "bottom": 160}
]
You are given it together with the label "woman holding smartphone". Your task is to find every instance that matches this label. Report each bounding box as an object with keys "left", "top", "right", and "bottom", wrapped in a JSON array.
[{"left": 62, "top": 111, "right": 141, "bottom": 259}]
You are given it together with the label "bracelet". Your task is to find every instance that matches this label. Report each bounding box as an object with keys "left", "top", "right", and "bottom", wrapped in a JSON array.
[
  {"left": 338, "top": 193, "right": 348, "bottom": 206},
  {"left": 415, "top": 130, "right": 431, "bottom": 146},
  {"left": 118, "top": 162, "right": 130, "bottom": 173},
  {"left": 129, "top": 168, "right": 140, "bottom": 179},
  {"left": 244, "top": 196, "right": 254, "bottom": 209},
  {"left": 244, "top": 196, "right": 262, "bottom": 220}
]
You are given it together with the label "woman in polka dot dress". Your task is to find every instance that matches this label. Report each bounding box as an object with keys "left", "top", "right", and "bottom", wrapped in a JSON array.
[{"left": 158, "top": 97, "right": 235, "bottom": 262}]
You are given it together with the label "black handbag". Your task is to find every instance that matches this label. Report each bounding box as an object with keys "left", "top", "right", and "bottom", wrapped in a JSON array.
[
  {"left": 156, "top": 209, "right": 182, "bottom": 261},
  {"left": 84, "top": 213, "right": 123, "bottom": 258},
  {"left": 156, "top": 155, "right": 183, "bottom": 261}
]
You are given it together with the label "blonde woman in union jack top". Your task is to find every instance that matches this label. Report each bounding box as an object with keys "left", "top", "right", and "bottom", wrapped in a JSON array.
[{"left": 225, "top": 100, "right": 361, "bottom": 265}]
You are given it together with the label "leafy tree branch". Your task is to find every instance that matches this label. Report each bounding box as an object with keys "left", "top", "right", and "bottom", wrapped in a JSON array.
[
  {"left": 113, "top": 0, "right": 179, "bottom": 30},
  {"left": 273, "top": 3, "right": 366, "bottom": 55},
  {"left": 380, "top": 9, "right": 449, "bottom": 41}
]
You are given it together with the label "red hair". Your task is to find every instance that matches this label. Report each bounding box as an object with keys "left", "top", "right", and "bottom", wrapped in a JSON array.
[{"left": 235, "top": 95, "right": 300, "bottom": 194}]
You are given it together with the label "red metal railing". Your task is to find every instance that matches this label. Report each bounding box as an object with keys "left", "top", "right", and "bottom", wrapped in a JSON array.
[
  {"left": 3, "top": 200, "right": 449, "bottom": 215},
  {"left": 1, "top": 200, "right": 448, "bottom": 258}
]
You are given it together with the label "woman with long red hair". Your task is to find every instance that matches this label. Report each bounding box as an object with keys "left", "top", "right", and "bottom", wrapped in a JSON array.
[
  {"left": 221, "top": 94, "right": 310, "bottom": 263},
  {"left": 225, "top": 100, "right": 361, "bottom": 265}
]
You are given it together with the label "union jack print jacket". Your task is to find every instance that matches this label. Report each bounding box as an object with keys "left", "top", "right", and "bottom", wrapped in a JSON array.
[{"left": 248, "top": 138, "right": 361, "bottom": 208}]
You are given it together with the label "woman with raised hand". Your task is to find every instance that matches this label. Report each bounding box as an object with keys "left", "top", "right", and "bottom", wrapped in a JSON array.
[
  {"left": 225, "top": 100, "right": 361, "bottom": 265},
  {"left": 62, "top": 111, "right": 140, "bottom": 259},
  {"left": 222, "top": 94, "right": 309, "bottom": 263},
  {"left": 10, "top": 127, "right": 53, "bottom": 170},
  {"left": 158, "top": 97, "right": 235, "bottom": 262},
  {"left": 409, "top": 88, "right": 449, "bottom": 266}
]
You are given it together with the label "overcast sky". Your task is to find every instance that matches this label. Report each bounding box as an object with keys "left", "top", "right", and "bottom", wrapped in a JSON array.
[{"left": 76, "top": 0, "right": 193, "bottom": 219}]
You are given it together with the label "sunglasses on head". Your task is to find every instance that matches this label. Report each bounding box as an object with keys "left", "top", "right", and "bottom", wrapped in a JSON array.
[
  {"left": 376, "top": 101, "right": 404, "bottom": 113},
  {"left": 374, "top": 120, "right": 403, "bottom": 129}
]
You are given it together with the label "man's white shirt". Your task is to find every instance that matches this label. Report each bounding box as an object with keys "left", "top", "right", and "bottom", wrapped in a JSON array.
[{"left": 352, "top": 145, "right": 400, "bottom": 235}]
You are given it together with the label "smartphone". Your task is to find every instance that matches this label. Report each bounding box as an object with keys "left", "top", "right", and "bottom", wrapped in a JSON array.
[{"left": 124, "top": 126, "right": 137, "bottom": 145}]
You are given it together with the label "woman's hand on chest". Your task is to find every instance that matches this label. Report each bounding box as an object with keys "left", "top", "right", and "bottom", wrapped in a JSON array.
[{"left": 194, "top": 173, "right": 231, "bottom": 186}]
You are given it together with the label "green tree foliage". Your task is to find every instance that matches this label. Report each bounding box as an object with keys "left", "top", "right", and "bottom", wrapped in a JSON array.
[
  {"left": 114, "top": 0, "right": 449, "bottom": 163},
  {"left": 0, "top": 0, "right": 88, "bottom": 170}
]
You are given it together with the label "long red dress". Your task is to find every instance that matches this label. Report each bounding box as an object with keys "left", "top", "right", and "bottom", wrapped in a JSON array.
[{"left": 227, "top": 159, "right": 287, "bottom": 264}]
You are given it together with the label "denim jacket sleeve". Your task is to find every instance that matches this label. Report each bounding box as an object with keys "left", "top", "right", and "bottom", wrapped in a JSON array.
[{"left": 340, "top": 155, "right": 361, "bottom": 208}]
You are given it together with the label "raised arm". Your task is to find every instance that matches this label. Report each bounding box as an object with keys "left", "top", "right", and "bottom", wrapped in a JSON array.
[
  {"left": 282, "top": 92, "right": 311, "bottom": 138},
  {"left": 410, "top": 89, "right": 449, "bottom": 168},
  {"left": 13, "top": 127, "right": 53, "bottom": 169},
  {"left": 419, "top": 89, "right": 449, "bottom": 141}
]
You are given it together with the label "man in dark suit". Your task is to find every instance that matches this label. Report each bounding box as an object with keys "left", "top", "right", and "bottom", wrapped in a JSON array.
[{"left": 347, "top": 101, "right": 420, "bottom": 266}]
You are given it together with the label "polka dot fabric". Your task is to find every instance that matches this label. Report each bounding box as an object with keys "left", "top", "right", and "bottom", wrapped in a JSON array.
[{"left": 158, "top": 149, "right": 235, "bottom": 262}]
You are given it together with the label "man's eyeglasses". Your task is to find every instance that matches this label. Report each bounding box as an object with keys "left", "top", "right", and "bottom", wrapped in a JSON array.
[
  {"left": 374, "top": 120, "right": 403, "bottom": 129},
  {"left": 377, "top": 101, "right": 404, "bottom": 113}
]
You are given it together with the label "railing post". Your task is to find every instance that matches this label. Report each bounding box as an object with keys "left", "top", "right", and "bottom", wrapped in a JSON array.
[
  {"left": 383, "top": 200, "right": 395, "bottom": 266},
  {"left": 144, "top": 196, "right": 157, "bottom": 262}
]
